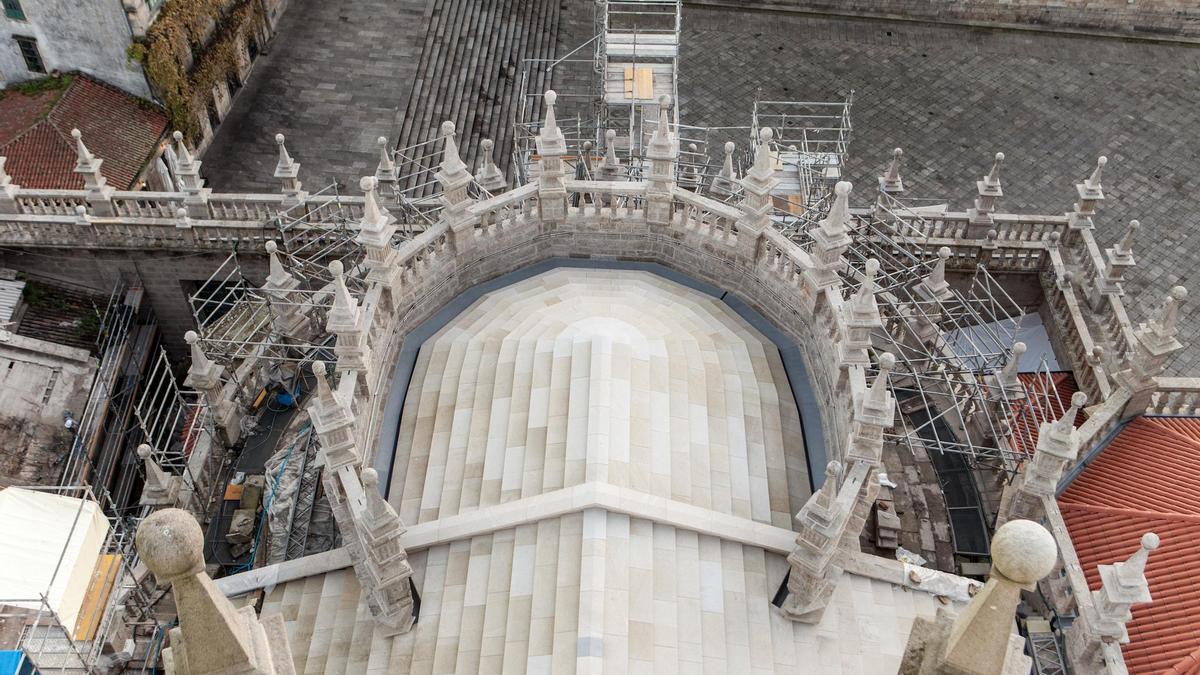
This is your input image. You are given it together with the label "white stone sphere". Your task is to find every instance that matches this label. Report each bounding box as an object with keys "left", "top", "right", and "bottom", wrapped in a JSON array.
[
  {"left": 136, "top": 508, "right": 205, "bottom": 581},
  {"left": 991, "top": 519, "right": 1057, "bottom": 584}
]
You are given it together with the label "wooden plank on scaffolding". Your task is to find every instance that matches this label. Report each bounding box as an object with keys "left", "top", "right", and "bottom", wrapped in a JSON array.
[{"left": 73, "top": 553, "right": 121, "bottom": 642}]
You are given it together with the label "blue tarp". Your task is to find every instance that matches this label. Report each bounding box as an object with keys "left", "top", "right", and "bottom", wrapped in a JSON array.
[{"left": 0, "top": 651, "right": 35, "bottom": 675}]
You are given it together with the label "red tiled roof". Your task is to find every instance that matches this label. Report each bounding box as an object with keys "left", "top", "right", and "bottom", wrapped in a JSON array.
[
  {"left": 0, "top": 75, "right": 168, "bottom": 190},
  {"left": 1009, "top": 371, "right": 1084, "bottom": 456},
  {"left": 1060, "top": 416, "right": 1200, "bottom": 674}
]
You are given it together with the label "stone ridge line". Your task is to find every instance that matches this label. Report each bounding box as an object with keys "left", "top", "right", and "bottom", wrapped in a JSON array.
[{"left": 217, "top": 481, "right": 979, "bottom": 602}]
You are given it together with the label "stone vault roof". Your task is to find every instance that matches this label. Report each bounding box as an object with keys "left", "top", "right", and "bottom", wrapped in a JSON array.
[
  {"left": 0, "top": 74, "right": 167, "bottom": 190},
  {"left": 1061, "top": 416, "right": 1200, "bottom": 674}
]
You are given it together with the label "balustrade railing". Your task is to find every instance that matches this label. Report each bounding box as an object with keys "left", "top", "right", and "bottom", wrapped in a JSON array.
[{"left": 1146, "top": 378, "right": 1200, "bottom": 416}]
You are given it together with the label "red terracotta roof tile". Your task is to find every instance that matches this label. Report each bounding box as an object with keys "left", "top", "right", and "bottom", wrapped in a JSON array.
[
  {"left": 1009, "top": 371, "right": 1084, "bottom": 456},
  {"left": 0, "top": 75, "right": 167, "bottom": 190},
  {"left": 1061, "top": 416, "right": 1200, "bottom": 674}
]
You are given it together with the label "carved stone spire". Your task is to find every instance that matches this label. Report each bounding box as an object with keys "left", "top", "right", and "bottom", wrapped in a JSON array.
[
  {"left": 968, "top": 152, "right": 1004, "bottom": 232},
  {"left": 71, "top": 129, "right": 114, "bottom": 214},
  {"left": 1085, "top": 155, "right": 1107, "bottom": 194},
  {"left": 996, "top": 341, "right": 1027, "bottom": 392},
  {"left": 721, "top": 141, "right": 736, "bottom": 179},
  {"left": 137, "top": 444, "right": 180, "bottom": 508},
  {"left": 375, "top": 136, "right": 398, "bottom": 184},
  {"left": 352, "top": 467, "right": 417, "bottom": 635},
  {"left": 1070, "top": 155, "right": 1107, "bottom": 228},
  {"left": 273, "top": 133, "right": 304, "bottom": 203},
  {"left": 308, "top": 361, "right": 360, "bottom": 470},
  {"left": 534, "top": 91, "right": 568, "bottom": 222},
  {"left": 475, "top": 137, "right": 506, "bottom": 193},
  {"left": 326, "top": 259, "right": 359, "bottom": 331},
  {"left": 839, "top": 259, "right": 883, "bottom": 368},
  {"left": 1149, "top": 285, "right": 1187, "bottom": 339},
  {"left": 323, "top": 260, "right": 374, "bottom": 388},
  {"left": 781, "top": 459, "right": 864, "bottom": 624},
  {"left": 879, "top": 147, "right": 904, "bottom": 194},
  {"left": 1115, "top": 219, "right": 1139, "bottom": 257},
  {"left": 914, "top": 246, "right": 953, "bottom": 302},
  {"left": 1068, "top": 532, "right": 1160, "bottom": 666}
]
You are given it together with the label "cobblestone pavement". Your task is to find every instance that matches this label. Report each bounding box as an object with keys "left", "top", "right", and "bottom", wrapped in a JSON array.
[
  {"left": 678, "top": 7, "right": 1200, "bottom": 374},
  {"left": 201, "top": 0, "right": 430, "bottom": 192}
]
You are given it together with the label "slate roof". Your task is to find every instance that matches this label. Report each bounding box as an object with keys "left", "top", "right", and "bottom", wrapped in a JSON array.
[
  {"left": 1060, "top": 416, "right": 1200, "bottom": 674},
  {"left": 0, "top": 75, "right": 167, "bottom": 190}
]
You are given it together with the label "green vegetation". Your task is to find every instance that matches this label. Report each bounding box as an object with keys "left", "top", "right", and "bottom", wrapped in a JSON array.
[
  {"left": 126, "top": 0, "right": 265, "bottom": 140},
  {"left": 0, "top": 73, "right": 73, "bottom": 102},
  {"left": 21, "top": 280, "right": 70, "bottom": 311}
]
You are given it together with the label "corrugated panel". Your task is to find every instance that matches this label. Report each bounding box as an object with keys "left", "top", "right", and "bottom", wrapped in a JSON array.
[{"left": 0, "top": 278, "right": 25, "bottom": 325}]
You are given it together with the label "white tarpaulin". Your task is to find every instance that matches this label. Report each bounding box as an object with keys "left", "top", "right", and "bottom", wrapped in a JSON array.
[{"left": 0, "top": 488, "right": 109, "bottom": 630}]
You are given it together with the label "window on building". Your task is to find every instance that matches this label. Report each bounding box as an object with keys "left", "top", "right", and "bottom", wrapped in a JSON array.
[
  {"left": 3, "top": 0, "right": 26, "bottom": 21},
  {"left": 14, "top": 36, "right": 43, "bottom": 73}
]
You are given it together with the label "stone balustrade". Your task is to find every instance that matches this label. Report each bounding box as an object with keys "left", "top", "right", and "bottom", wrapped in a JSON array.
[{"left": 1145, "top": 377, "right": 1200, "bottom": 416}]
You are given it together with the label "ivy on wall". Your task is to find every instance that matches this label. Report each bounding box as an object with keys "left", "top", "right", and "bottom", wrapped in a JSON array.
[{"left": 128, "top": 0, "right": 265, "bottom": 141}]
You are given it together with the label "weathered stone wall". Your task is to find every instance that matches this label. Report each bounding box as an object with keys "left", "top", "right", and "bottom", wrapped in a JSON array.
[
  {"left": 0, "top": 248, "right": 268, "bottom": 358},
  {"left": 695, "top": 0, "right": 1200, "bottom": 38},
  {"left": 0, "top": 0, "right": 150, "bottom": 96}
]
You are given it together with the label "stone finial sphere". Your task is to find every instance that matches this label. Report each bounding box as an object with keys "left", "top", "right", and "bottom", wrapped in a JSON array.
[
  {"left": 605, "top": 129, "right": 616, "bottom": 141},
  {"left": 481, "top": 138, "right": 494, "bottom": 150},
  {"left": 173, "top": 131, "right": 184, "bottom": 142},
  {"left": 986, "top": 229, "right": 998, "bottom": 240},
  {"left": 658, "top": 94, "right": 671, "bottom": 107},
  {"left": 1097, "top": 156, "right": 1107, "bottom": 167},
  {"left": 275, "top": 133, "right": 285, "bottom": 145},
  {"left": 71, "top": 128, "right": 82, "bottom": 140},
  {"left": 137, "top": 443, "right": 152, "bottom": 460},
  {"left": 994, "top": 152, "right": 1005, "bottom": 162},
  {"left": 834, "top": 181, "right": 852, "bottom": 196},
  {"left": 759, "top": 127, "right": 773, "bottom": 143},
  {"left": 544, "top": 90, "right": 557, "bottom": 106},
  {"left": 1170, "top": 286, "right": 1188, "bottom": 301},
  {"left": 184, "top": 330, "right": 199, "bottom": 345},
  {"left": 1070, "top": 391, "right": 1088, "bottom": 408},
  {"left": 360, "top": 176, "right": 377, "bottom": 192},
  {"left": 440, "top": 120, "right": 455, "bottom": 136},
  {"left": 1141, "top": 532, "right": 1160, "bottom": 551},
  {"left": 362, "top": 467, "right": 379, "bottom": 489},
  {"left": 879, "top": 352, "right": 896, "bottom": 371},
  {"left": 991, "top": 519, "right": 1057, "bottom": 584},
  {"left": 724, "top": 141, "right": 734, "bottom": 154},
  {"left": 583, "top": 140, "right": 593, "bottom": 151},
  {"left": 893, "top": 147, "right": 902, "bottom": 158},
  {"left": 1048, "top": 231, "right": 1061, "bottom": 243},
  {"left": 265, "top": 240, "right": 278, "bottom": 254},
  {"left": 312, "top": 360, "right": 327, "bottom": 377},
  {"left": 136, "top": 508, "right": 205, "bottom": 581},
  {"left": 824, "top": 460, "right": 842, "bottom": 479},
  {"left": 865, "top": 258, "right": 880, "bottom": 274},
  {"left": 1129, "top": 219, "right": 1140, "bottom": 230},
  {"left": 329, "top": 259, "right": 344, "bottom": 276},
  {"left": 175, "top": 207, "right": 187, "bottom": 219},
  {"left": 377, "top": 136, "right": 387, "bottom": 146},
  {"left": 75, "top": 205, "right": 87, "bottom": 216},
  {"left": 937, "top": 246, "right": 951, "bottom": 260},
  {"left": 1012, "top": 341, "right": 1027, "bottom": 355}
]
